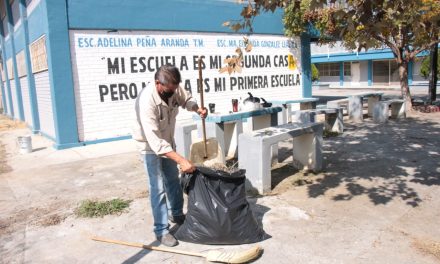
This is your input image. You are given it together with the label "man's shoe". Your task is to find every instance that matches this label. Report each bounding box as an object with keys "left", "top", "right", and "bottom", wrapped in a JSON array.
[
  {"left": 157, "top": 233, "right": 178, "bottom": 247},
  {"left": 168, "top": 214, "right": 185, "bottom": 225}
]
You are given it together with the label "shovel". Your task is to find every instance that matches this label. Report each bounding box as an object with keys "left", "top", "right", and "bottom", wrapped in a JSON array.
[{"left": 189, "top": 57, "right": 225, "bottom": 166}]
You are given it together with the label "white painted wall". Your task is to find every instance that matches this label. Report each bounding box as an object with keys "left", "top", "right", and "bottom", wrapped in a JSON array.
[
  {"left": 20, "top": 76, "right": 32, "bottom": 125},
  {"left": 358, "top": 61, "right": 369, "bottom": 86},
  {"left": 35, "top": 71, "right": 55, "bottom": 138},
  {"left": 9, "top": 80, "right": 20, "bottom": 119},
  {"left": 69, "top": 30, "right": 302, "bottom": 142}
]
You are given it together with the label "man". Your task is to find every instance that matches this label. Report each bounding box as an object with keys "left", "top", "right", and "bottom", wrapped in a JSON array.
[{"left": 133, "top": 64, "right": 207, "bottom": 247}]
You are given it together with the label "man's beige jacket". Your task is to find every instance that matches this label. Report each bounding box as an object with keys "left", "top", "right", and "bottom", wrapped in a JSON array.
[{"left": 133, "top": 82, "right": 197, "bottom": 155}]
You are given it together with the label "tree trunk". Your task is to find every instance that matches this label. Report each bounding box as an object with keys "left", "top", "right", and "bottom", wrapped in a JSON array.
[
  {"left": 428, "top": 43, "right": 438, "bottom": 104},
  {"left": 398, "top": 61, "right": 412, "bottom": 112}
]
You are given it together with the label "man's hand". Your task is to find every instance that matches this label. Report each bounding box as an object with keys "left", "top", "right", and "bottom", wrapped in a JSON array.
[
  {"left": 197, "top": 107, "right": 208, "bottom": 119},
  {"left": 178, "top": 158, "right": 196, "bottom": 173},
  {"left": 165, "top": 151, "right": 196, "bottom": 174}
]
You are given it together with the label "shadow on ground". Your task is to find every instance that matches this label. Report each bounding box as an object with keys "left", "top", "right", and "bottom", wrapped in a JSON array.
[
  {"left": 264, "top": 113, "right": 440, "bottom": 207},
  {"left": 306, "top": 115, "right": 440, "bottom": 207},
  {"left": 121, "top": 240, "right": 160, "bottom": 264}
]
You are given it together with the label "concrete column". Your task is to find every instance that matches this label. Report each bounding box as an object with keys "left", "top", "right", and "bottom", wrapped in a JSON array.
[
  {"left": 368, "top": 60, "right": 372, "bottom": 86},
  {"left": 19, "top": 0, "right": 39, "bottom": 132},
  {"left": 339, "top": 62, "right": 344, "bottom": 87},
  {"left": 300, "top": 33, "right": 312, "bottom": 98},
  {"left": 44, "top": 0, "right": 80, "bottom": 149}
]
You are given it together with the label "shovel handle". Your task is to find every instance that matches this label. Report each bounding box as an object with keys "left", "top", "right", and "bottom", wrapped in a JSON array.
[{"left": 198, "top": 57, "right": 208, "bottom": 159}]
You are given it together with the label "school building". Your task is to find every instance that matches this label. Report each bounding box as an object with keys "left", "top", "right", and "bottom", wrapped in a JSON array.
[
  {"left": 311, "top": 42, "right": 437, "bottom": 88},
  {"left": 0, "top": 0, "right": 314, "bottom": 149}
]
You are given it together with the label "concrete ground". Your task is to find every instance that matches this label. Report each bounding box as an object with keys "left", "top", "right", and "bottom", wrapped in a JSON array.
[{"left": 1, "top": 88, "right": 440, "bottom": 264}]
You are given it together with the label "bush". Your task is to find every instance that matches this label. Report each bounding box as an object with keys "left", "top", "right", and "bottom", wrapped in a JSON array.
[
  {"left": 312, "top": 63, "right": 319, "bottom": 82},
  {"left": 420, "top": 55, "right": 440, "bottom": 79}
]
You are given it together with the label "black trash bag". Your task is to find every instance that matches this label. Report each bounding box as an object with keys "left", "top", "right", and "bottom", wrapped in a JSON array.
[{"left": 174, "top": 167, "right": 269, "bottom": 245}]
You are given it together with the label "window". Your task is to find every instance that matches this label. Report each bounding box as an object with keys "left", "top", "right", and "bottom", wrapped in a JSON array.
[
  {"left": 316, "top": 63, "right": 340, "bottom": 76},
  {"left": 7, "top": 58, "right": 14, "bottom": 80},
  {"left": 16, "top": 50, "right": 26, "bottom": 77},
  {"left": 30, "top": 35, "right": 48, "bottom": 73},
  {"left": 343, "top": 62, "right": 351, "bottom": 76},
  {"left": 373, "top": 59, "right": 400, "bottom": 85},
  {"left": 373, "top": 60, "right": 389, "bottom": 76}
]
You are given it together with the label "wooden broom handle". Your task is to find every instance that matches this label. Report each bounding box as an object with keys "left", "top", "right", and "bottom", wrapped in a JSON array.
[
  {"left": 198, "top": 57, "right": 208, "bottom": 159},
  {"left": 91, "top": 236, "right": 204, "bottom": 258}
]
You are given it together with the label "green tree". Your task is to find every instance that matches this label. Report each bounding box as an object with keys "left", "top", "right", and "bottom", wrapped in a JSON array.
[
  {"left": 230, "top": 0, "right": 440, "bottom": 111},
  {"left": 311, "top": 63, "right": 319, "bottom": 82},
  {"left": 420, "top": 53, "right": 440, "bottom": 79}
]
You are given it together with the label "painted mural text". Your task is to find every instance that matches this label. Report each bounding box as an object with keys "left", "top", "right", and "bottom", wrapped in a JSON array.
[
  {"left": 98, "top": 82, "right": 147, "bottom": 102},
  {"left": 96, "top": 53, "right": 299, "bottom": 101},
  {"left": 97, "top": 73, "right": 300, "bottom": 102},
  {"left": 77, "top": 36, "right": 295, "bottom": 49},
  {"left": 78, "top": 37, "right": 198, "bottom": 48},
  {"left": 104, "top": 54, "right": 290, "bottom": 75}
]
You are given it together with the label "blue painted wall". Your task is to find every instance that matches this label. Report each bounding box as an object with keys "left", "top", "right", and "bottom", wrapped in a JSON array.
[
  {"left": 14, "top": 25, "right": 25, "bottom": 52},
  {"left": 312, "top": 50, "right": 395, "bottom": 63},
  {"left": 27, "top": 1, "right": 48, "bottom": 42},
  {"left": 311, "top": 46, "right": 436, "bottom": 64},
  {"left": 67, "top": 0, "right": 284, "bottom": 34},
  {"left": 4, "top": 38, "right": 12, "bottom": 58}
]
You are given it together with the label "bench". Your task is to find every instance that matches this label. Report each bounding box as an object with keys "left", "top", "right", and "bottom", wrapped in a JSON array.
[
  {"left": 269, "top": 98, "right": 319, "bottom": 124},
  {"left": 238, "top": 122, "right": 323, "bottom": 194},
  {"left": 291, "top": 108, "right": 343, "bottom": 133},
  {"left": 175, "top": 122, "right": 197, "bottom": 159},
  {"left": 373, "top": 99, "right": 406, "bottom": 123},
  {"left": 309, "top": 108, "right": 343, "bottom": 133}
]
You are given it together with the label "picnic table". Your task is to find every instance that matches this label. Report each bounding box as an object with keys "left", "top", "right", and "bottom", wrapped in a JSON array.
[
  {"left": 192, "top": 106, "right": 282, "bottom": 160},
  {"left": 327, "top": 92, "right": 384, "bottom": 122}
]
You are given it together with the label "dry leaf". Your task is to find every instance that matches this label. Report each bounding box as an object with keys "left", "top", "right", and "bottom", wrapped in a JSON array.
[
  {"left": 219, "top": 67, "right": 229, "bottom": 74},
  {"left": 245, "top": 43, "right": 253, "bottom": 52}
]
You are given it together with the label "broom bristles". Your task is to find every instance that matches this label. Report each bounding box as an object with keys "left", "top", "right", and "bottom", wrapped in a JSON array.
[{"left": 205, "top": 245, "right": 263, "bottom": 264}]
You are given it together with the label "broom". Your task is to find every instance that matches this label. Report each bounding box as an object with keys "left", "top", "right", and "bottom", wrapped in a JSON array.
[{"left": 91, "top": 236, "right": 263, "bottom": 263}]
